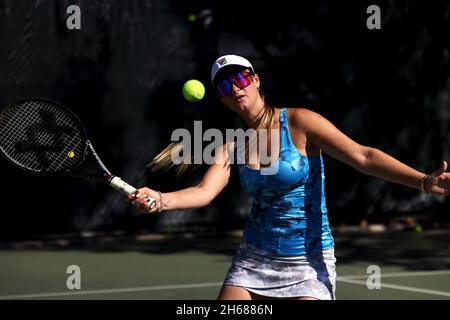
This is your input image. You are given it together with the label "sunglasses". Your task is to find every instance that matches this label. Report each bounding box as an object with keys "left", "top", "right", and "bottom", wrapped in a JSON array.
[{"left": 215, "top": 71, "right": 255, "bottom": 97}]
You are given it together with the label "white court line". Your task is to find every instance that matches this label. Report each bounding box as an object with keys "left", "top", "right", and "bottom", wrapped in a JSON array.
[
  {"left": 0, "top": 282, "right": 223, "bottom": 300},
  {"left": 337, "top": 270, "right": 450, "bottom": 297},
  {"left": 337, "top": 278, "right": 450, "bottom": 298},
  {"left": 338, "top": 269, "right": 450, "bottom": 280},
  {"left": 1, "top": 270, "right": 449, "bottom": 300}
]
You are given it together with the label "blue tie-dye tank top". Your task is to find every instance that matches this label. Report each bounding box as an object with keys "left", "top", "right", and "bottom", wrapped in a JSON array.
[{"left": 235, "top": 108, "right": 334, "bottom": 256}]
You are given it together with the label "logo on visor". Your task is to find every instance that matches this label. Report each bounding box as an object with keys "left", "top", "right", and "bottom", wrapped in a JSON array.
[{"left": 218, "top": 58, "right": 227, "bottom": 66}]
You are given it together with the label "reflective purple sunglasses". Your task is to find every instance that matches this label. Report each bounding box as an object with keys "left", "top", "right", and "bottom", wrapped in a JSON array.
[{"left": 215, "top": 71, "right": 254, "bottom": 97}]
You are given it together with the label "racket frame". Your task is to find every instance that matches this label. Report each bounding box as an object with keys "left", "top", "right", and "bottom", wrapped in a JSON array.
[{"left": 0, "top": 97, "right": 156, "bottom": 209}]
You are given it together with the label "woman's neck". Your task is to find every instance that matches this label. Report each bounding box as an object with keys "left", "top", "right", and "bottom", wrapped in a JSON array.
[{"left": 239, "top": 98, "right": 266, "bottom": 128}]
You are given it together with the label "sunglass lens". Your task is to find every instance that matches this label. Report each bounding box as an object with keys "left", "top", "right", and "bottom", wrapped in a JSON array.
[
  {"left": 233, "top": 72, "right": 253, "bottom": 89},
  {"left": 216, "top": 79, "right": 232, "bottom": 97},
  {"left": 216, "top": 72, "right": 253, "bottom": 97}
]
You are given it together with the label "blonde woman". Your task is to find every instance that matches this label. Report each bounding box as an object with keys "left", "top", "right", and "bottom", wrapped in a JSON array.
[{"left": 130, "top": 54, "right": 449, "bottom": 300}]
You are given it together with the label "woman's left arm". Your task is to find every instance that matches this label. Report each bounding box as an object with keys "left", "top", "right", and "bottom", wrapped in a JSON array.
[{"left": 292, "top": 108, "right": 449, "bottom": 195}]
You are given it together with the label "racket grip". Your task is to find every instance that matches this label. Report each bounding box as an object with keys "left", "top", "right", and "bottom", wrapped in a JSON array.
[
  {"left": 109, "top": 176, "right": 156, "bottom": 209},
  {"left": 109, "top": 176, "right": 137, "bottom": 194}
]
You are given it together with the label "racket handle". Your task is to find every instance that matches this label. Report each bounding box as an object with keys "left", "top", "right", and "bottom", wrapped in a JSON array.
[{"left": 109, "top": 176, "right": 156, "bottom": 209}]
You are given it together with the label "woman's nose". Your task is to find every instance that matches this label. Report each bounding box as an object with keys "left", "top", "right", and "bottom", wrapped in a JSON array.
[{"left": 231, "top": 83, "right": 241, "bottom": 94}]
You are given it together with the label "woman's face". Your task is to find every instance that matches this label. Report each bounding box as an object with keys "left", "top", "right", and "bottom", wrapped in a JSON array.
[{"left": 218, "top": 71, "right": 261, "bottom": 113}]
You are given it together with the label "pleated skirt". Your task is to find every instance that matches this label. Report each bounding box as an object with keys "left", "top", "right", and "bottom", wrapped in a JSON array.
[{"left": 223, "top": 240, "right": 337, "bottom": 300}]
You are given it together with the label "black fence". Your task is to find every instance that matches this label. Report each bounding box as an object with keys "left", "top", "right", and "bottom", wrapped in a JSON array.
[{"left": 0, "top": 0, "right": 448, "bottom": 241}]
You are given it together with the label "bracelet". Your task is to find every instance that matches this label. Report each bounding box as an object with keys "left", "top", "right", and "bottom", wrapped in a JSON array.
[
  {"left": 157, "top": 191, "right": 164, "bottom": 212},
  {"left": 420, "top": 174, "right": 429, "bottom": 193}
]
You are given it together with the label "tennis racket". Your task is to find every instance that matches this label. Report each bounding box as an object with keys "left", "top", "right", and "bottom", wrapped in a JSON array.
[{"left": 0, "top": 97, "right": 156, "bottom": 209}]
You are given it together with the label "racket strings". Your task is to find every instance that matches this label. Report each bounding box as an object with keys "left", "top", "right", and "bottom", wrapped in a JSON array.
[{"left": 0, "top": 100, "right": 87, "bottom": 172}]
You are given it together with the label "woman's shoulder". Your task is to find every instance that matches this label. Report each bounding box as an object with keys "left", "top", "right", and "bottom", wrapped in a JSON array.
[{"left": 285, "top": 107, "right": 322, "bottom": 130}]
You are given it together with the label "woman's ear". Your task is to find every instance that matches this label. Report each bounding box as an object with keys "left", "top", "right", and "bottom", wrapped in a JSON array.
[{"left": 253, "top": 73, "right": 260, "bottom": 89}]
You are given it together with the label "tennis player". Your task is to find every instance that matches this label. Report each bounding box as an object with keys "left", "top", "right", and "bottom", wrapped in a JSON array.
[{"left": 130, "top": 54, "right": 449, "bottom": 300}]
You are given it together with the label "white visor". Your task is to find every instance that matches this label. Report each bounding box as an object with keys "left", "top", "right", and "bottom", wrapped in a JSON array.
[{"left": 210, "top": 54, "right": 254, "bottom": 83}]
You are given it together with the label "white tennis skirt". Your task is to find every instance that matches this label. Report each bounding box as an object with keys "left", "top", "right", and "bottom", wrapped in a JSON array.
[{"left": 223, "top": 241, "right": 337, "bottom": 300}]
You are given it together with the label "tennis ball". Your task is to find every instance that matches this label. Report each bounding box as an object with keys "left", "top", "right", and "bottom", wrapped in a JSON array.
[
  {"left": 67, "top": 150, "right": 75, "bottom": 158},
  {"left": 187, "top": 14, "right": 198, "bottom": 23},
  {"left": 415, "top": 225, "right": 423, "bottom": 233},
  {"left": 182, "top": 79, "right": 205, "bottom": 102}
]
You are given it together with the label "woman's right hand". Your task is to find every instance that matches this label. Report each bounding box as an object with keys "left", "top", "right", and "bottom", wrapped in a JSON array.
[{"left": 128, "top": 187, "right": 162, "bottom": 214}]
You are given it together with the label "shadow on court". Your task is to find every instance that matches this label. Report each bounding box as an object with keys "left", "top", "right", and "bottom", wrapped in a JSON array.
[
  {"left": 0, "top": 231, "right": 242, "bottom": 256},
  {"left": 0, "top": 229, "right": 449, "bottom": 300},
  {"left": 1, "top": 228, "right": 449, "bottom": 271},
  {"left": 333, "top": 229, "right": 450, "bottom": 271}
]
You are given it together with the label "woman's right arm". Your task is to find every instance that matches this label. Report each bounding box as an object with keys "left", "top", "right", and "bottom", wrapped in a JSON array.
[{"left": 130, "top": 143, "right": 233, "bottom": 213}]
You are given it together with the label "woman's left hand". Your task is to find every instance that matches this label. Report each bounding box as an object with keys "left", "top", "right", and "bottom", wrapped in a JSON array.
[{"left": 426, "top": 161, "right": 450, "bottom": 195}]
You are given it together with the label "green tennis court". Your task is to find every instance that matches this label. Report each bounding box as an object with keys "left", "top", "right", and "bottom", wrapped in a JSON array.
[{"left": 0, "top": 229, "right": 449, "bottom": 300}]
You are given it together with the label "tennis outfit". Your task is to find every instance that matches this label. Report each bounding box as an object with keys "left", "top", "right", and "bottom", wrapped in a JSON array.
[{"left": 223, "top": 108, "right": 336, "bottom": 299}]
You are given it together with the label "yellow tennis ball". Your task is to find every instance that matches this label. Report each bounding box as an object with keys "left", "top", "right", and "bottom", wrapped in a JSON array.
[
  {"left": 187, "top": 14, "right": 198, "bottom": 23},
  {"left": 182, "top": 79, "right": 205, "bottom": 102}
]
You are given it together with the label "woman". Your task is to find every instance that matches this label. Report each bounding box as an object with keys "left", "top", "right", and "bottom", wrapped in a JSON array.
[{"left": 130, "top": 54, "right": 449, "bottom": 300}]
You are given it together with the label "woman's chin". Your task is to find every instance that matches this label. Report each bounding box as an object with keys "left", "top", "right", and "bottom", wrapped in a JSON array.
[
  {"left": 234, "top": 100, "right": 250, "bottom": 111},
  {"left": 224, "top": 97, "right": 252, "bottom": 113}
]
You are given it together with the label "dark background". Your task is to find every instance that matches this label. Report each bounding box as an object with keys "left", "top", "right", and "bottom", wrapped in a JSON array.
[{"left": 0, "top": 0, "right": 449, "bottom": 241}]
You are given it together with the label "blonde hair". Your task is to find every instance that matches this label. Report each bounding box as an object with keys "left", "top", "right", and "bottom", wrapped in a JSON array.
[
  {"left": 148, "top": 96, "right": 275, "bottom": 176},
  {"left": 148, "top": 140, "right": 207, "bottom": 176}
]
